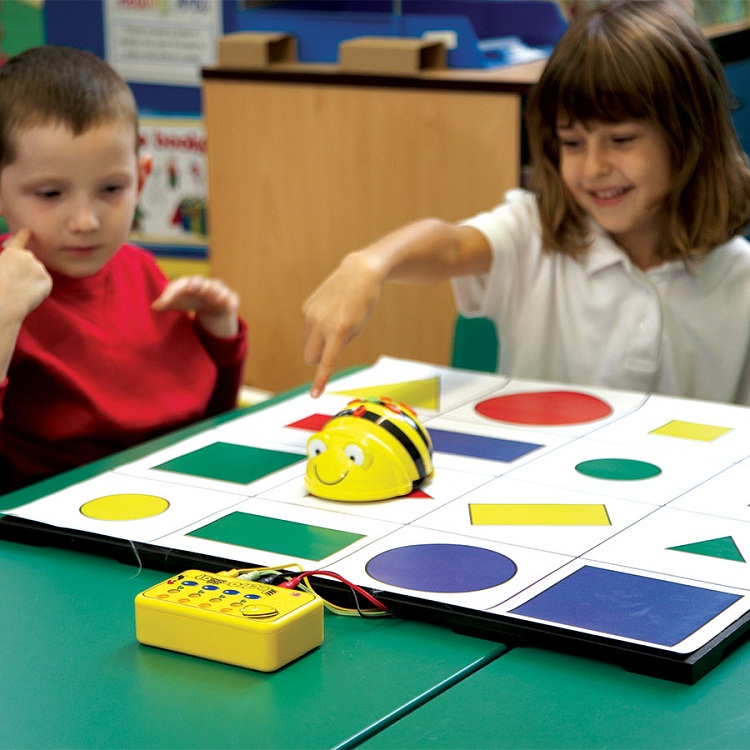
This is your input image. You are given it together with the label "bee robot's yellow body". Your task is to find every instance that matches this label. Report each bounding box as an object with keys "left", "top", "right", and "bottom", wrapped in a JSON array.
[{"left": 304, "top": 397, "right": 434, "bottom": 501}]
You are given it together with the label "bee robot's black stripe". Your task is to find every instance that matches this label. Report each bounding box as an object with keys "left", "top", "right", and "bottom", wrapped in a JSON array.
[{"left": 398, "top": 410, "right": 432, "bottom": 457}]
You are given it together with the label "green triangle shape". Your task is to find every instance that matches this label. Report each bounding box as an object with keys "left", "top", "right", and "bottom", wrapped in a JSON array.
[{"left": 668, "top": 535, "right": 745, "bottom": 562}]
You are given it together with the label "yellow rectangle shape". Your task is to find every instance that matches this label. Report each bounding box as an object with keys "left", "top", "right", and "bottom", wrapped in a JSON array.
[
  {"left": 469, "top": 503, "right": 610, "bottom": 526},
  {"left": 650, "top": 420, "right": 732, "bottom": 442}
]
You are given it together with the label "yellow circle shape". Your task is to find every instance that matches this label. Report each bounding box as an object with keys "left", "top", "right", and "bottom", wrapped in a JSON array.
[{"left": 80, "top": 493, "right": 170, "bottom": 521}]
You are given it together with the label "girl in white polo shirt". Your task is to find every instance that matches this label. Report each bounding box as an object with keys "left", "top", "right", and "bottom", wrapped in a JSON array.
[{"left": 302, "top": 0, "right": 750, "bottom": 404}]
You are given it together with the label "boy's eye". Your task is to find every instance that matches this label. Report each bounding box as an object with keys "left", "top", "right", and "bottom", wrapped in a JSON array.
[{"left": 36, "top": 189, "right": 61, "bottom": 199}]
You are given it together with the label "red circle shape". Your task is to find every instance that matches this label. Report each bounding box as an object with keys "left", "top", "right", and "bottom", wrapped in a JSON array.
[{"left": 475, "top": 391, "right": 612, "bottom": 426}]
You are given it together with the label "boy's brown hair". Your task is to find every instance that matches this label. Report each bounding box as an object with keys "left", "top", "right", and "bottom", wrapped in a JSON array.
[
  {"left": 0, "top": 45, "right": 139, "bottom": 169},
  {"left": 527, "top": 0, "right": 750, "bottom": 260}
]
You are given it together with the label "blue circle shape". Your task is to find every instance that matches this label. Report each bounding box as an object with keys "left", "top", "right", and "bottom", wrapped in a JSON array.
[{"left": 366, "top": 543, "right": 517, "bottom": 593}]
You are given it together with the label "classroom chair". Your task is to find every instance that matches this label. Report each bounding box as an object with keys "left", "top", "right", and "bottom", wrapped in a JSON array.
[{"left": 450, "top": 314, "right": 498, "bottom": 373}]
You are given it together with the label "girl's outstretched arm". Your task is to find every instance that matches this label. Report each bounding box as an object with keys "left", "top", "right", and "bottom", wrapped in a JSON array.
[{"left": 302, "top": 218, "right": 490, "bottom": 398}]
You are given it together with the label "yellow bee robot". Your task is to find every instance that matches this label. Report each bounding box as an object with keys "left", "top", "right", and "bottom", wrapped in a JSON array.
[{"left": 305, "top": 397, "right": 434, "bottom": 501}]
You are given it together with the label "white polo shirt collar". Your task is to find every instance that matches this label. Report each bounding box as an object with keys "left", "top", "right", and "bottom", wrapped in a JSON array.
[{"left": 582, "top": 222, "right": 728, "bottom": 294}]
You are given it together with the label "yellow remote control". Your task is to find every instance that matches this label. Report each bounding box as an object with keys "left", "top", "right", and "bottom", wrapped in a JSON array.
[{"left": 135, "top": 570, "right": 324, "bottom": 671}]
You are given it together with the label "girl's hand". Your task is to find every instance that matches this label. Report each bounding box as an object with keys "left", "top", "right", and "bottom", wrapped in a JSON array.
[
  {"left": 302, "top": 253, "right": 383, "bottom": 398},
  {"left": 0, "top": 229, "right": 52, "bottom": 321},
  {"left": 152, "top": 275, "right": 240, "bottom": 339}
]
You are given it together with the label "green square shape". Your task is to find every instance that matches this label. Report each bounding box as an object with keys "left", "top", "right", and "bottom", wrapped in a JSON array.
[
  {"left": 188, "top": 511, "right": 365, "bottom": 561},
  {"left": 153, "top": 441, "right": 304, "bottom": 484}
]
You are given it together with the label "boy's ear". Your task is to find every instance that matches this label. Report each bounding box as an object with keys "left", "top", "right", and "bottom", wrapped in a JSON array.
[{"left": 137, "top": 153, "right": 153, "bottom": 196}]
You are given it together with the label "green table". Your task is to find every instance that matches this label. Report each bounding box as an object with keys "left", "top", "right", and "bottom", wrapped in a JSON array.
[
  {"left": 362, "top": 645, "right": 750, "bottom": 749},
  {"left": 5, "top": 382, "right": 750, "bottom": 749},
  {"left": 0, "top": 536, "right": 504, "bottom": 749},
  {"left": 6, "top": 532, "right": 750, "bottom": 750},
  {"left": 0, "top": 387, "right": 500, "bottom": 748}
]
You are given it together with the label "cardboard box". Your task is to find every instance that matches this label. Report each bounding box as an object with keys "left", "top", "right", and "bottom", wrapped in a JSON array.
[
  {"left": 338, "top": 36, "right": 446, "bottom": 75},
  {"left": 218, "top": 32, "right": 297, "bottom": 68}
]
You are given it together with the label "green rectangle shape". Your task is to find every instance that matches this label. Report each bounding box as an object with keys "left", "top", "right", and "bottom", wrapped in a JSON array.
[
  {"left": 188, "top": 511, "right": 365, "bottom": 561},
  {"left": 153, "top": 441, "right": 304, "bottom": 484}
]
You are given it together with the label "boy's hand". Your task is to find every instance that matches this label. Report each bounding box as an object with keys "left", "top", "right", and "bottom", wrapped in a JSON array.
[
  {"left": 152, "top": 275, "right": 240, "bottom": 339},
  {"left": 302, "top": 254, "right": 382, "bottom": 398},
  {"left": 0, "top": 229, "right": 52, "bottom": 320}
]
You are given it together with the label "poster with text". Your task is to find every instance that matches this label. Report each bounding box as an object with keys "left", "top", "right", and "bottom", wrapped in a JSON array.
[{"left": 103, "top": 0, "right": 222, "bottom": 87}]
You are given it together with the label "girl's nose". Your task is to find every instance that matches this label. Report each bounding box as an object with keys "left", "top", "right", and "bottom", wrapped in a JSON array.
[{"left": 583, "top": 143, "right": 611, "bottom": 178}]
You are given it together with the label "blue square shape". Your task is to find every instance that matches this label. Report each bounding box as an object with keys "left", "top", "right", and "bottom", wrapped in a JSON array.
[
  {"left": 510, "top": 565, "right": 741, "bottom": 647},
  {"left": 428, "top": 428, "right": 541, "bottom": 462}
]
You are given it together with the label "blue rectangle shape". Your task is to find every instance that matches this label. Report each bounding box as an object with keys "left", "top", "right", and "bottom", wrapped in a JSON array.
[
  {"left": 511, "top": 565, "right": 742, "bottom": 647},
  {"left": 428, "top": 428, "right": 541, "bottom": 462}
]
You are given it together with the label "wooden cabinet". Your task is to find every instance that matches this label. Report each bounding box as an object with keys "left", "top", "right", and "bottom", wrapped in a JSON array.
[{"left": 203, "top": 64, "right": 541, "bottom": 392}]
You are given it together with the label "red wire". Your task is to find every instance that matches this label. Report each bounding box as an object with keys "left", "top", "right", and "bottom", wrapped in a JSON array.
[{"left": 279, "top": 569, "right": 390, "bottom": 611}]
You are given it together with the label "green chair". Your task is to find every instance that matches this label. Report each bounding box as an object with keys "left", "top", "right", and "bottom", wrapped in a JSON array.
[{"left": 450, "top": 315, "right": 499, "bottom": 373}]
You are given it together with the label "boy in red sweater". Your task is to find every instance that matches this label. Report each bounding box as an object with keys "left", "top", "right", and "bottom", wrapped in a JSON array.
[{"left": 0, "top": 46, "right": 247, "bottom": 493}]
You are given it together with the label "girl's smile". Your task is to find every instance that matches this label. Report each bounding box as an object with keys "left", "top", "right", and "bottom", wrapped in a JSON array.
[{"left": 589, "top": 187, "right": 632, "bottom": 204}]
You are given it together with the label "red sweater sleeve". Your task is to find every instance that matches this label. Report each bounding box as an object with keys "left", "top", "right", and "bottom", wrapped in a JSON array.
[
  {"left": 195, "top": 317, "right": 248, "bottom": 416},
  {"left": 0, "top": 244, "right": 251, "bottom": 493}
]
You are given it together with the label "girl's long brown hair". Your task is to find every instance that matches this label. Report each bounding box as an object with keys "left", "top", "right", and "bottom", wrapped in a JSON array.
[{"left": 527, "top": 0, "right": 750, "bottom": 260}]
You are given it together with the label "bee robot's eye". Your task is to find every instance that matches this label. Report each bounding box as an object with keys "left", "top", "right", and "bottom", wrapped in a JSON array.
[
  {"left": 345, "top": 444, "right": 365, "bottom": 465},
  {"left": 307, "top": 438, "right": 327, "bottom": 458}
]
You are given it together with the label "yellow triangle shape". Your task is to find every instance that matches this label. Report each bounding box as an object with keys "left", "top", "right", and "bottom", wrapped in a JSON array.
[{"left": 333, "top": 376, "right": 440, "bottom": 411}]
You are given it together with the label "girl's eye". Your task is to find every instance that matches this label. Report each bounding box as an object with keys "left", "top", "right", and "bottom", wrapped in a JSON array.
[
  {"left": 558, "top": 138, "right": 581, "bottom": 150},
  {"left": 307, "top": 438, "right": 327, "bottom": 458},
  {"left": 103, "top": 184, "right": 125, "bottom": 195},
  {"left": 344, "top": 444, "right": 365, "bottom": 466},
  {"left": 36, "top": 190, "right": 61, "bottom": 200}
]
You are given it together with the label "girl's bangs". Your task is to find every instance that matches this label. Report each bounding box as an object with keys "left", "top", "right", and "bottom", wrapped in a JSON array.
[{"left": 551, "top": 45, "right": 654, "bottom": 126}]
